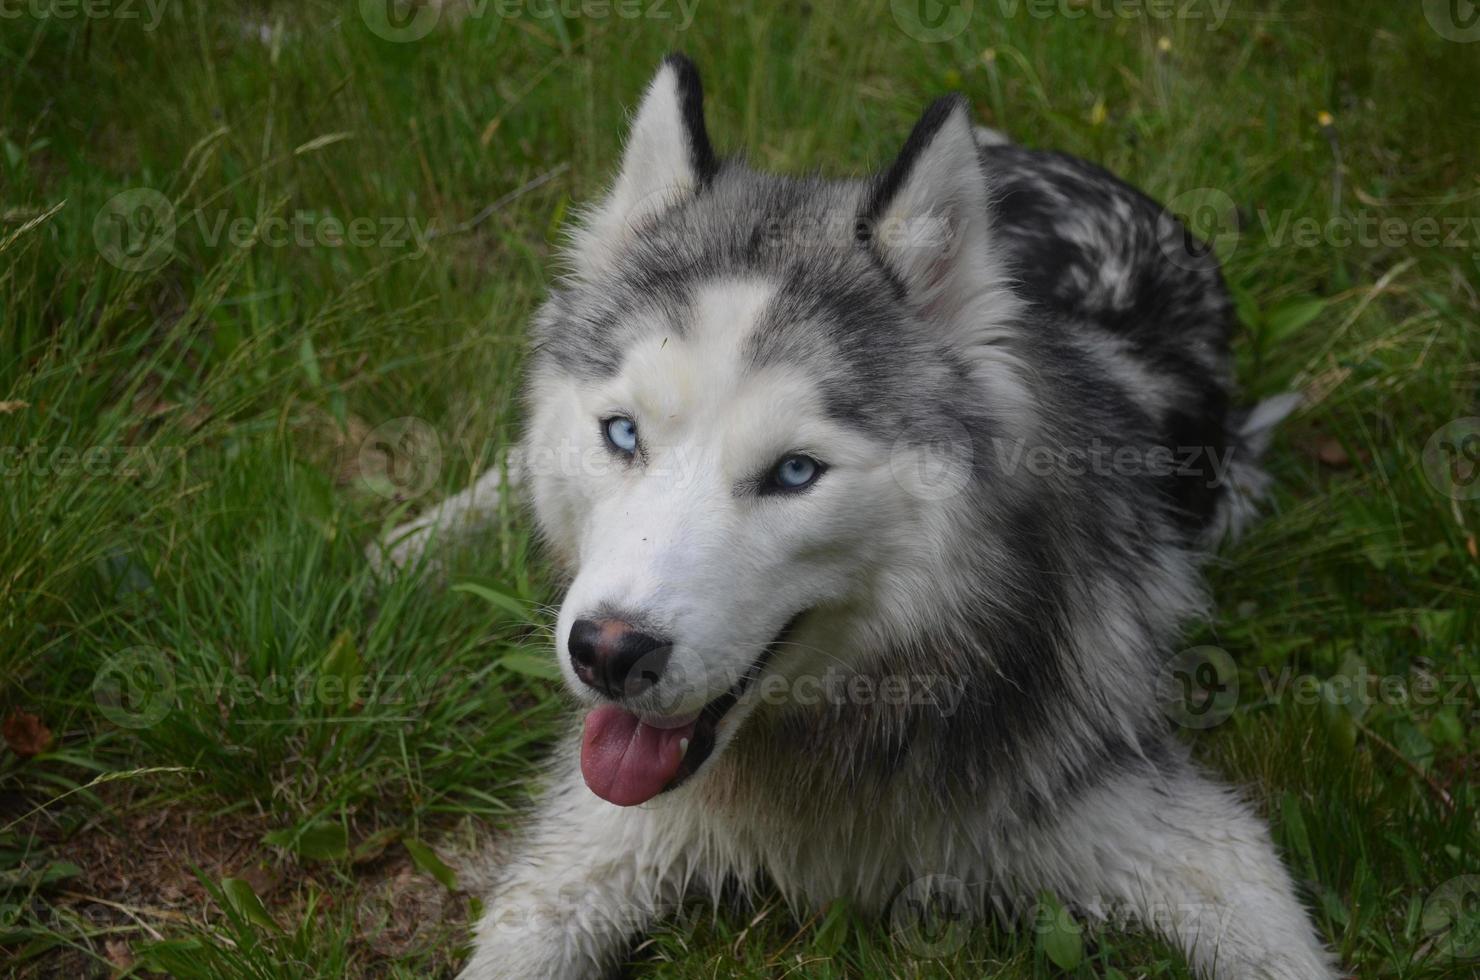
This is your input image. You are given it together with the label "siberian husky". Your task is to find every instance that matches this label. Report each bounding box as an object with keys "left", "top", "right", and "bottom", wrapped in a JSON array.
[{"left": 374, "top": 54, "right": 1334, "bottom": 980}]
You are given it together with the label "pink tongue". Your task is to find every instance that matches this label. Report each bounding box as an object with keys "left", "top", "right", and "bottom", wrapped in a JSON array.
[{"left": 581, "top": 704, "right": 696, "bottom": 806}]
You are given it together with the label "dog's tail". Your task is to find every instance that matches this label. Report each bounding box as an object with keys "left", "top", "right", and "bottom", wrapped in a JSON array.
[{"left": 1205, "top": 392, "right": 1302, "bottom": 545}]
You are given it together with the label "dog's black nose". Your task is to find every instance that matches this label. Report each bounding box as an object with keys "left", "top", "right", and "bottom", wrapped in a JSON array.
[{"left": 568, "top": 618, "right": 672, "bottom": 699}]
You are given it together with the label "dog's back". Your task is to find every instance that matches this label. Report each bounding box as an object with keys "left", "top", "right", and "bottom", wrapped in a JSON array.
[{"left": 983, "top": 139, "right": 1293, "bottom": 541}]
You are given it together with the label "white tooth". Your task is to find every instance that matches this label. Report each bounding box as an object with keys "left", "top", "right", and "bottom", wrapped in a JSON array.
[{"left": 679, "top": 738, "right": 690, "bottom": 759}]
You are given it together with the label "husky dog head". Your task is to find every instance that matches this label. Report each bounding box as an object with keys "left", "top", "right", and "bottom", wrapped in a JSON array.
[{"left": 522, "top": 55, "right": 1030, "bottom": 806}]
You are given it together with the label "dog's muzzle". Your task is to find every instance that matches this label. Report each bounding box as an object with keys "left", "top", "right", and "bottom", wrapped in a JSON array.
[{"left": 578, "top": 615, "right": 803, "bottom": 806}]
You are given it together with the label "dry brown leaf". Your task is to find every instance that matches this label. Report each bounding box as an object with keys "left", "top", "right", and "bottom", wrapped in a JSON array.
[
  {"left": 1311, "top": 435, "right": 1351, "bottom": 468},
  {"left": 238, "top": 863, "right": 280, "bottom": 898},
  {"left": 3, "top": 710, "right": 54, "bottom": 758},
  {"left": 0, "top": 399, "right": 29, "bottom": 414},
  {"left": 104, "top": 938, "right": 134, "bottom": 971}
]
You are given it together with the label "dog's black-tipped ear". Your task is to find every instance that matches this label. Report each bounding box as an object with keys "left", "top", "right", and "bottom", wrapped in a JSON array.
[
  {"left": 654, "top": 53, "right": 717, "bottom": 186},
  {"left": 861, "top": 96, "right": 994, "bottom": 318},
  {"left": 565, "top": 54, "right": 717, "bottom": 279}
]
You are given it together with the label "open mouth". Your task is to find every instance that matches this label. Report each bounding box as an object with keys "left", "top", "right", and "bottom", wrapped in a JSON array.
[{"left": 579, "top": 616, "right": 800, "bottom": 806}]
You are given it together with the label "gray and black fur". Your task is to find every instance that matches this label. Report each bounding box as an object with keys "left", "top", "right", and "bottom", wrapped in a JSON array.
[{"left": 377, "top": 54, "right": 1331, "bottom": 980}]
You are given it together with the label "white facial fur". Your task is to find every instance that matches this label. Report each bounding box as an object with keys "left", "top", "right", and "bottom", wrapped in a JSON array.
[
  {"left": 524, "top": 278, "right": 926, "bottom": 724},
  {"left": 523, "top": 62, "right": 1036, "bottom": 758}
]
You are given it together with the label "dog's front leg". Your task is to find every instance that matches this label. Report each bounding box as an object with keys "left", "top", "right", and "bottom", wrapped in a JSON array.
[
  {"left": 458, "top": 766, "right": 680, "bottom": 980},
  {"left": 1014, "top": 757, "right": 1337, "bottom": 980},
  {"left": 367, "top": 454, "right": 519, "bottom": 579}
]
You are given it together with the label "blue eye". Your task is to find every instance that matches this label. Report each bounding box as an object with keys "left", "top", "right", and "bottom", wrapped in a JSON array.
[
  {"left": 770, "top": 454, "right": 824, "bottom": 492},
  {"left": 603, "top": 416, "right": 639, "bottom": 455}
]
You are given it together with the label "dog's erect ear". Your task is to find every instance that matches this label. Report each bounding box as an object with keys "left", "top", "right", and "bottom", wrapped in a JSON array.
[
  {"left": 862, "top": 96, "right": 992, "bottom": 320},
  {"left": 565, "top": 54, "right": 717, "bottom": 279}
]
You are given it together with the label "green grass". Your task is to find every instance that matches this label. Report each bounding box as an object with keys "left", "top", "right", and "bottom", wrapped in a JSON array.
[{"left": 1, "top": 1, "right": 1476, "bottom": 976}]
